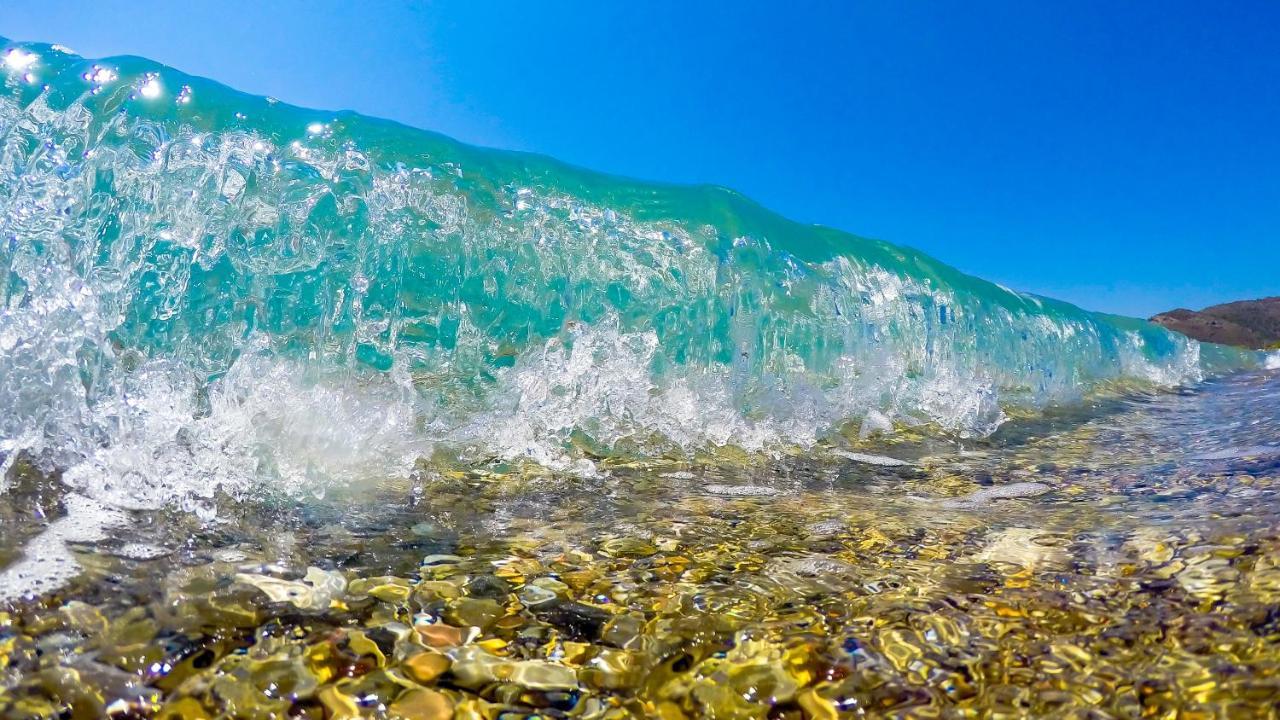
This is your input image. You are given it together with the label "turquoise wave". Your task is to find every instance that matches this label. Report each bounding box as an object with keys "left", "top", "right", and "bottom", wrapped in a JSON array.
[{"left": 0, "top": 39, "right": 1259, "bottom": 501}]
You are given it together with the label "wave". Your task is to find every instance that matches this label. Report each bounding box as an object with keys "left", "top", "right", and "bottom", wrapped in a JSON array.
[{"left": 0, "top": 39, "right": 1261, "bottom": 505}]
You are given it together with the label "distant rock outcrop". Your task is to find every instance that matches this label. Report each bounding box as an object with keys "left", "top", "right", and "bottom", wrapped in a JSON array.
[{"left": 1150, "top": 297, "right": 1280, "bottom": 349}]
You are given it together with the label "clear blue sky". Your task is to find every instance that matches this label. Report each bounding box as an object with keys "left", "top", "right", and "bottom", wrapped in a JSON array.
[{"left": 3, "top": 1, "right": 1277, "bottom": 317}]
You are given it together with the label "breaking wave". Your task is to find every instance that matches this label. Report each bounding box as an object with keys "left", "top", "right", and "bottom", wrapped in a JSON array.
[{"left": 0, "top": 39, "right": 1261, "bottom": 509}]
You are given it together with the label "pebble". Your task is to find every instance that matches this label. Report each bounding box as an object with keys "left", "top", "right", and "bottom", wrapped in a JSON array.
[
  {"left": 403, "top": 651, "right": 451, "bottom": 684},
  {"left": 941, "top": 481, "right": 1052, "bottom": 508}
]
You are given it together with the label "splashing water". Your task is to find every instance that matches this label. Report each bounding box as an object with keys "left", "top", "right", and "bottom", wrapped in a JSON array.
[{"left": 0, "top": 39, "right": 1261, "bottom": 514}]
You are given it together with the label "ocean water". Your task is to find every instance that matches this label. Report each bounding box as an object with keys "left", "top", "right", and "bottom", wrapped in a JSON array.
[{"left": 1, "top": 39, "right": 1277, "bottom": 718}]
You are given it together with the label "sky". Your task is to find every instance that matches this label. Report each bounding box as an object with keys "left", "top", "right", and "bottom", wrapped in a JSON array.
[{"left": 2, "top": 1, "right": 1277, "bottom": 318}]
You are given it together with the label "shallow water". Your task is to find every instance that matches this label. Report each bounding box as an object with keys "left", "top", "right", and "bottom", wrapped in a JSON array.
[{"left": 2, "top": 369, "right": 1279, "bottom": 718}]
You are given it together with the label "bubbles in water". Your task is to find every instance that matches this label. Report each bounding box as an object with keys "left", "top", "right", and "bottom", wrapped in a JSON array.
[
  {"left": 58, "top": 351, "right": 425, "bottom": 512},
  {"left": 0, "top": 495, "right": 127, "bottom": 601}
]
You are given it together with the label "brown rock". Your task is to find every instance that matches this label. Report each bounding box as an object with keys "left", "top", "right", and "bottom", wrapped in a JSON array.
[
  {"left": 1150, "top": 297, "right": 1280, "bottom": 349},
  {"left": 416, "top": 623, "right": 470, "bottom": 649}
]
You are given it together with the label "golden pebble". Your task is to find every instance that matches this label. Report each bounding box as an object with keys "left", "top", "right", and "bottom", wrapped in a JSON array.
[
  {"left": 388, "top": 687, "right": 454, "bottom": 720},
  {"left": 403, "top": 651, "right": 451, "bottom": 684}
]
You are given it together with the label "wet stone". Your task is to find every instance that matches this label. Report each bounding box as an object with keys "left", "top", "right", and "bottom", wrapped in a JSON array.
[
  {"left": 404, "top": 651, "right": 452, "bottom": 684},
  {"left": 599, "top": 537, "right": 657, "bottom": 558},
  {"left": 388, "top": 687, "right": 454, "bottom": 720},
  {"left": 445, "top": 598, "right": 504, "bottom": 629},
  {"left": 518, "top": 584, "right": 558, "bottom": 608},
  {"left": 534, "top": 602, "right": 612, "bottom": 642},
  {"left": 601, "top": 614, "right": 644, "bottom": 649},
  {"left": 416, "top": 623, "right": 473, "bottom": 649},
  {"left": 508, "top": 661, "right": 579, "bottom": 690},
  {"left": 464, "top": 575, "right": 511, "bottom": 600}
]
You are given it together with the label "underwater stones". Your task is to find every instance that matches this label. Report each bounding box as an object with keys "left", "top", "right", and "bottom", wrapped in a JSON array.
[
  {"left": 415, "top": 622, "right": 475, "bottom": 650},
  {"left": 9, "top": 504, "right": 1280, "bottom": 720},
  {"left": 796, "top": 687, "right": 839, "bottom": 720},
  {"left": 144, "top": 633, "right": 229, "bottom": 690},
  {"left": 1248, "top": 551, "right": 1280, "bottom": 595},
  {"left": 579, "top": 649, "right": 645, "bottom": 691},
  {"left": 449, "top": 646, "right": 578, "bottom": 693},
  {"left": 517, "top": 583, "right": 558, "bottom": 608},
  {"left": 388, "top": 687, "right": 454, "bottom": 720},
  {"left": 769, "top": 554, "right": 856, "bottom": 579},
  {"left": 703, "top": 484, "right": 780, "bottom": 497},
  {"left": 600, "top": 614, "right": 644, "bottom": 649},
  {"left": 444, "top": 598, "right": 504, "bottom": 630},
  {"left": 533, "top": 601, "right": 612, "bottom": 642},
  {"left": 557, "top": 566, "right": 604, "bottom": 596},
  {"left": 328, "top": 669, "right": 407, "bottom": 714},
  {"left": 375, "top": 621, "right": 415, "bottom": 646},
  {"left": 445, "top": 647, "right": 506, "bottom": 689},
  {"left": 941, "top": 481, "right": 1052, "bottom": 509},
  {"left": 422, "top": 554, "right": 465, "bottom": 569},
  {"left": 415, "top": 579, "right": 464, "bottom": 604},
  {"left": 155, "top": 697, "right": 214, "bottom": 720},
  {"left": 531, "top": 576, "right": 571, "bottom": 597},
  {"left": 8, "top": 379, "right": 1280, "bottom": 720},
  {"left": 304, "top": 630, "right": 385, "bottom": 683},
  {"left": 972, "top": 528, "right": 1069, "bottom": 570},
  {"left": 1176, "top": 554, "right": 1239, "bottom": 601},
  {"left": 1127, "top": 528, "right": 1177, "bottom": 565},
  {"left": 254, "top": 658, "right": 322, "bottom": 701},
  {"left": 507, "top": 660, "right": 578, "bottom": 690},
  {"left": 803, "top": 519, "right": 846, "bottom": 539},
  {"left": 493, "top": 556, "right": 543, "bottom": 585},
  {"left": 206, "top": 662, "right": 305, "bottom": 718},
  {"left": 833, "top": 450, "right": 913, "bottom": 467},
  {"left": 317, "top": 683, "right": 363, "bottom": 719},
  {"left": 598, "top": 537, "right": 657, "bottom": 558},
  {"left": 725, "top": 662, "right": 799, "bottom": 706},
  {"left": 463, "top": 574, "right": 511, "bottom": 600},
  {"left": 349, "top": 576, "right": 413, "bottom": 604},
  {"left": 233, "top": 566, "right": 346, "bottom": 611},
  {"left": 59, "top": 600, "right": 107, "bottom": 635},
  {"left": 403, "top": 651, "right": 452, "bottom": 684},
  {"left": 115, "top": 542, "right": 172, "bottom": 560}
]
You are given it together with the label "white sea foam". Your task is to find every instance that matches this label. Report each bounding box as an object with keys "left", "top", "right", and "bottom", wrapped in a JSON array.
[
  {"left": 1119, "top": 330, "right": 1203, "bottom": 387},
  {"left": 0, "top": 349, "right": 425, "bottom": 599},
  {"left": 58, "top": 350, "right": 425, "bottom": 514},
  {"left": 0, "top": 495, "right": 127, "bottom": 601}
]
